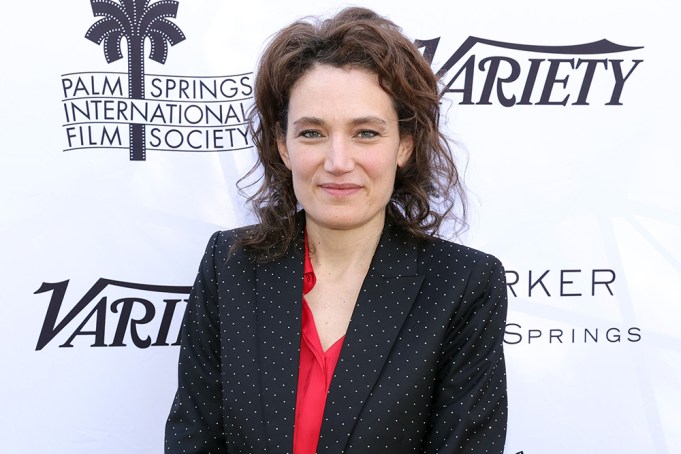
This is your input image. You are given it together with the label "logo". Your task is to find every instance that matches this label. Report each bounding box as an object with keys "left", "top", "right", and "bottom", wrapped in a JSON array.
[
  {"left": 35, "top": 279, "right": 191, "bottom": 349},
  {"left": 502, "top": 267, "right": 642, "bottom": 345},
  {"left": 416, "top": 36, "right": 643, "bottom": 106},
  {"left": 61, "top": 0, "right": 253, "bottom": 160},
  {"left": 61, "top": 8, "right": 644, "bottom": 161}
]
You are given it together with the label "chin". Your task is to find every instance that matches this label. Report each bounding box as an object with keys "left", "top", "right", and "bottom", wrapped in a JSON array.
[{"left": 305, "top": 209, "right": 385, "bottom": 232}]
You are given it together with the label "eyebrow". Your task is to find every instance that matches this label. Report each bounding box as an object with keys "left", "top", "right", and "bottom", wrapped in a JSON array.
[{"left": 292, "top": 116, "right": 389, "bottom": 128}]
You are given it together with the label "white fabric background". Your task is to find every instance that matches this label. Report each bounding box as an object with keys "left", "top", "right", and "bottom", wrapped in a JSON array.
[{"left": 1, "top": 1, "right": 679, "bottom": 453}]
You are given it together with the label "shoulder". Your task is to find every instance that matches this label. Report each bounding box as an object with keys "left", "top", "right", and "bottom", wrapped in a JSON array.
[
  {"left": 199, "top": 225, "right": 259, "bottom": 271},
  {"left": 210, "top": 225, "right": 251, "bottom": 250},
  {"left": 203, "top": 222, "right": 306, "bottom": 270},
  {"left": 414, "top": 235, "right": 508, "bottom": 323},
  {"left": 416, "top": 234, "right": 503, "bottom": 276},
  {"left": 379, "top": 223, "right": 504, "bottom": 282}
]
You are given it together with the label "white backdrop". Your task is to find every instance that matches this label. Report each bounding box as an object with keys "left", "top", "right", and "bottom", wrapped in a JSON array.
[{"left": 1, "top": 1, "right": 679, "bottom": 453}]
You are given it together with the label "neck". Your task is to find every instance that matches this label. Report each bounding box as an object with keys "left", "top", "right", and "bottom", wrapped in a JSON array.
[{"left": 305, "top": 216, "right": 385, "bottom": 274}]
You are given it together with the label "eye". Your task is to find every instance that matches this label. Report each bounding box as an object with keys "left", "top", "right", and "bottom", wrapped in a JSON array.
[
  {"left": 299, "top": 129, "right": 323, "bottom": 139},
  {"left": 356, "top": 130, "right": 379, "bottom": 139}
]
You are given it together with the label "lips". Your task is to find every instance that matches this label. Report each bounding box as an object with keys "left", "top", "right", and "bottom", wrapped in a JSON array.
[{"left": 319, "top": 183, "right": 362, "bottom": 196}]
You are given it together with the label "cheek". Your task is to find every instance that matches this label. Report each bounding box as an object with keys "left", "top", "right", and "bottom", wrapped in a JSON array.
[
  {"left": 365, "top": 153, "right": 399, "bottom": 181},
  {"left": 288, "top": 154, "right": 316, "bottom": 182}
]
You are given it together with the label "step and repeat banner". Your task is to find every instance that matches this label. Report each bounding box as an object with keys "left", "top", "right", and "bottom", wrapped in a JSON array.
[{"left": 1, "top": 1, "right": 679, "bottom": 453}]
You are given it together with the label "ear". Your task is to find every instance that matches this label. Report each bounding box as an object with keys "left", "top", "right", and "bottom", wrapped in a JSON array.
[
  {"left": 396, "top": 134, "right": 413, "bottom": 168},
  {"left": 276, "top": 123, "right": 292, "bottom": 169}
]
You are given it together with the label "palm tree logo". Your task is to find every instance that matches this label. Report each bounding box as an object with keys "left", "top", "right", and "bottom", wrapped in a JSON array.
[{"left": 85, "top": 0, "right": 186, "bottom": 161}]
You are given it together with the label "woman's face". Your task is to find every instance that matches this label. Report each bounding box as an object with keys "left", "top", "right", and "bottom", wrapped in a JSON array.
[{"left": 277, "top": 64, "right": 412, "bottom": 234}]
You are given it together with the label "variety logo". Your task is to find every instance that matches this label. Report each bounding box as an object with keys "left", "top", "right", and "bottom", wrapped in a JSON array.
[
  {"left": 35, "top": 279, "right": 190, "bottom": 349},
  {"left": 61, "top": 0, "right": 253, "bottom": 160},
  {"left": 416, "top": 36, "right": 643, "bottom": 106}
]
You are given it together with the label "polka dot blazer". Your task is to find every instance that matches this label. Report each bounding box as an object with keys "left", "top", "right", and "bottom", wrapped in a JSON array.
[{"left": 166, "top": 219, "right": 508, "bottom": 453}]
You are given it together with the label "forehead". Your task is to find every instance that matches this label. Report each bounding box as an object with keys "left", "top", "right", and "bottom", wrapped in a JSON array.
[{"left": 287, "top": 64, "right": 397, "bottom": 120}]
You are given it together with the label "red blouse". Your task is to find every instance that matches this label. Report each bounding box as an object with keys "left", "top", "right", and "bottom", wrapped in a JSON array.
[{"left": 293, "top": 239, "right": 345, "bottom": 454}]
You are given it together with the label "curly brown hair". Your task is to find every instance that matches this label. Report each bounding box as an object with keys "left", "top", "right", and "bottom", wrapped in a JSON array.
[{"left": 236, "top": 7, "right": 466, "bottom": 262}]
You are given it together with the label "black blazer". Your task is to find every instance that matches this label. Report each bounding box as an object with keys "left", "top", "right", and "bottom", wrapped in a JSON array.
[{"left": 166, "top": 221, "right": 508, "bottom": 453}]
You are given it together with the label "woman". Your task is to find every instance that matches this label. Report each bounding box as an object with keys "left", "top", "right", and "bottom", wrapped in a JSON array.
[{"left": 166, "top": 7, "right": 508, "bottom": 454}]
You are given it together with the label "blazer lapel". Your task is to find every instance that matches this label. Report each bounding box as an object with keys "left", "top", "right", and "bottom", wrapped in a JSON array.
[
  {"left": 255, "top": 229, "right": 305, "bottom": 453},
  {"left": 317, "top": 224, "right": 425, "bottom": 453}
]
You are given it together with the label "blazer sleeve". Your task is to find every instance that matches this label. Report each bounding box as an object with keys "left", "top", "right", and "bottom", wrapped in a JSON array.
[
  {"left": 165, "top": 232, "right": 227, "bottom": 453},
  {"left": 424, "top": 255, "right": 508, "bottom": 454}
]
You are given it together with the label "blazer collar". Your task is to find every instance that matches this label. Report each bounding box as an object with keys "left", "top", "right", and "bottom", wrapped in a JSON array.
[
  {"left": 255, "top": 216, "right": 425, "bottom": 453},
  {"left": 318, "top": 222, "right": 425, "bottom": 453}
]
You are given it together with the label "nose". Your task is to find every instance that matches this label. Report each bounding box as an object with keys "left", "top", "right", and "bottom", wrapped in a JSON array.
[{"left": 323, "top": 135, "right": 354, "bottom": 175}]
